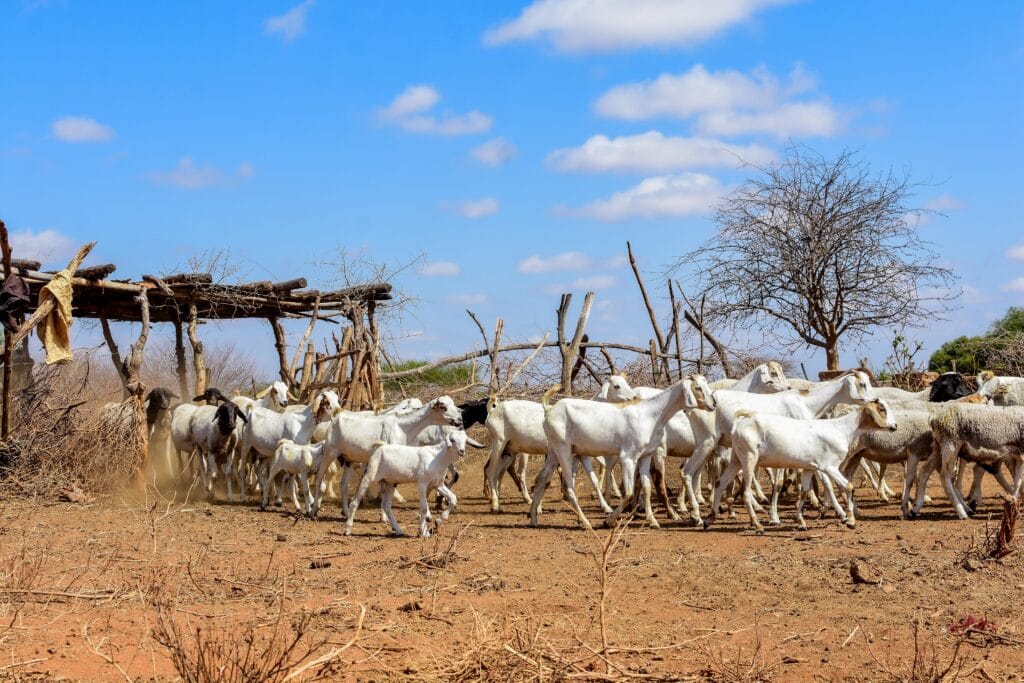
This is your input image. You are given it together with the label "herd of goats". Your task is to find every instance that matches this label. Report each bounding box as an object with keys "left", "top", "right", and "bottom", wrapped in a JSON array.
[{"left": 115, "top": 362, "right": 1024, "bottom": 538}]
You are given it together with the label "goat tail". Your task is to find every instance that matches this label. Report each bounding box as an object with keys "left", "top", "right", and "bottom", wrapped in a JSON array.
[
  {"left": 371, "top": 440, "right": 386, "bottom": 450},
  {"left": 541, "top": 384, "right": 561, "bottom": 412},
  {"left": 733, "top": 409, "right": 756, "bottom": 421}
]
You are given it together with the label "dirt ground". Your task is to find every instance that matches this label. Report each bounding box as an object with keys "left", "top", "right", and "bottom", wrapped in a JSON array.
[{"left": 2, "top": 445, "right": 1023, "bottom": 682}]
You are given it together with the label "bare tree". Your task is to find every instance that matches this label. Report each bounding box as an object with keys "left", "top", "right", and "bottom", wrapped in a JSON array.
[{"left": 675, "top": 147, "right": 957, "bottom": 370}]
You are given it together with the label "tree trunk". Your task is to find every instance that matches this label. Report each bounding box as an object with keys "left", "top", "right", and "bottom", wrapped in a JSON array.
[{"left": 826, "top": 341, "right": 841, "bottom": 371}]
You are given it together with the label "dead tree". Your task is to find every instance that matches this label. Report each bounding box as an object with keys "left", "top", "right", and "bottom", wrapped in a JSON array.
[
  {"left": 556, "top": 291, "right": 594, "bottom": 394},
  {"left": 675, "top": 146, "right": 956, "bottom": 370}
]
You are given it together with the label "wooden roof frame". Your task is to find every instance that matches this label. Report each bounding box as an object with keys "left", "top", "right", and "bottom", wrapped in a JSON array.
[{"left": 10, "top": 257, "right": 391, "bottom": 324}]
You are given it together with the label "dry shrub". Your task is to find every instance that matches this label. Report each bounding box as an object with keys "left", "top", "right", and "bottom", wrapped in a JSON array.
[
  {"left": 693, "top": 630, "right": 781, "bottom": 683},
  {"left": 861, "top": 617, "right": 979, "bottom": 683},
  {"left": 989, "top": 495, "right": 1021, "bottom": 559},
  {"left": 152, "top": 593, "right": 364, "bottom": 683},
  {"left": 0, "top": 358, "right": 139, "bottom": 496}
]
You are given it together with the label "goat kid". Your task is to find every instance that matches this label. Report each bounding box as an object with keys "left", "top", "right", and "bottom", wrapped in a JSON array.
[{"left": 345, "top": 430, "right": 470, "bottom": 537}]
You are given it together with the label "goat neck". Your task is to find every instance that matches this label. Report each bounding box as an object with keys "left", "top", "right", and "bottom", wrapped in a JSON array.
[{"left": 798, "top": 375, "right": 869, "bottom": 417}]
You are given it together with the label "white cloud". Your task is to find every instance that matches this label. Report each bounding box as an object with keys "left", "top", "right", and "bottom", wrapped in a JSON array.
[
  {"left": 51, "top": 116, "right": 115, "bottom": 143},
  {"left": 696, "top": 100, "right": 840, "bottom": 138},
  {"left": 547, "top": 131, "right": 775, "bottom": 173},
  {"left": 572, "top": 275, "right": 616, "bottom": 290},
  {"left": 484, "top": 0, "right": 793, "bottom": 53},
  {"left": 447, "top": 198, "right": 499, "bottom": 219},
  {"left": 420, "top": 261, "right": 461, "bottom": 276},
  {"left": 471, "top": 137, "right": 518, "bottom": 166},
  {"left": 518, "top": 251, "right": 592, "bottom": 273},
  {"left": 149, "top": 157, "right": 252, "bottom": 190},
  {"left": 595, "top": 64, "right": 815, "bottom": 120},
  {"left": 1005, "top": 278, "right": 1024, "bottom": 293},
  {"left": 379, "top": 85, "right": 440, "bottom": 120},
  {"left": 446, "top": 293, "right": 488, "bottom": 305},
  {"left": 378, "top": 85, "right": 492, "bottom": 136},
  {"left": 559, "top": 172, "right": 724, "bottom": 221},
  {"left": 10, "top": 228, "right": 74, "bottom": 263},
  {"left": 594, "top": 63, "right": 842, "bottom": 138},
  {"left": 265, "top": 0, "right": 315, "bottom": 43},
  {"left": 923, "top": 194, "right": 966, "bottom": 211},
  {"left": 543, "top": 274, "right": 617, "bottom": 295},
  {"left": 1007, "top": 243, "right": 1024, "bottom": 261}
]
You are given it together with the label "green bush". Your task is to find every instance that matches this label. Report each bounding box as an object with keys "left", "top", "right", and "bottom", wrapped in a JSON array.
[
  {"left": 383, "top": 361, "right": 475, "bottom": 391},
  {"left": 929, "top": 308, "right": 1024, "bottom": 374}
]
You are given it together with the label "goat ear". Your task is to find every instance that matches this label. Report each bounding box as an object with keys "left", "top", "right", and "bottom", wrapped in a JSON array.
[{"left": 237, "top": 407, "right": 248, "bottom": 424}]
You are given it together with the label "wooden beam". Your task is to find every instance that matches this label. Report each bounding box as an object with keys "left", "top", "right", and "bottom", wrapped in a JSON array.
[
  {"left": 272, "top": 277, "right": 307, "bottom": 292},
  {"left": 11, "top": 258, "right": 40, "bottom": 271},
  {"left": 73, "top": 264, "right": 116, "bottom": 280},
  {"left": 163, "top": 273, "right": 213, "bottom": 285}
]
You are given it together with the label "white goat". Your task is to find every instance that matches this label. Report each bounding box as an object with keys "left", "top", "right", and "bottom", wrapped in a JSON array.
[
  {"left": 707, "top": 399, "right": 897, "bottom": 532},
  {"left": 238, "top": 390, "right": 340, "bottom": 498},
  {"left": 262, "top": 438, "right": 325, "bottom": 514},
  {"left": 978, "top": 372, "right": 1024, "bottom": 406},
  {"left": 344, "top": 430, "right": 470, "bottom": 537},
  {"left": 311, "top": 396, "right": 463, "bottom": 516},
  {"left": 485, "top": 378, "right": 636, "bottom": 513},
  {"left": 681, "top": 371, "right": 877, "bottom": 526},
  {"left": 530, "top": 375, "right": 715, "bottom": 530},
  {"left": 233, "top": 381, "right": 292, "bottom": 414}
]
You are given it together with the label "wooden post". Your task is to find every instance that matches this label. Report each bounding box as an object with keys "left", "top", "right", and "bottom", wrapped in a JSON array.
[
  {"left": 125, "top": 290, "right": 150, "bottom": 483},
  {"left": 268, "top": 316, "right": 291, "bottom": 386},
  {"left": 288, "top": 296, "right": 321, "bottom": 383},
  {"left": 173, "top": 318, "right": 189, "bottom": 399},
  {"left": 649, "top": 339, "right": 659, "bottom": 384},
  {"left": 298, "top": 341, "right": 315, "bottom": 399},
  {"left": 627, "top": 242, "right": 671, "bottom": 382},
  {"left": 99, "top": 316, "right": 130, "bottom": 399},
  {"left": 668, "top": 281, "right": 684, "bottom": 380},
  {"left": 186, "top": 303, "right": 206, "bottom": 395},
  {"left": 1, "top": 220, "right": 12, "bottom": 441}
]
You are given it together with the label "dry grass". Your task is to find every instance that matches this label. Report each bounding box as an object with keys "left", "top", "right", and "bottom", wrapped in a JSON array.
[
  {"left": 860, "top": 618, "right": 980, "bottom": 683},
  {"left": 151, "top": 590, "right": 366, "bottom": 683}
]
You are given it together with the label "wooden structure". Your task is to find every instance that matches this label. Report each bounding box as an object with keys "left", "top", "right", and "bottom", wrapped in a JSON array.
[
  {"left": 6, "top": 258, "right": 391, "bottom": 405},
  {"left": 0, "top": 224, "right": 390, "bottom": 479}
]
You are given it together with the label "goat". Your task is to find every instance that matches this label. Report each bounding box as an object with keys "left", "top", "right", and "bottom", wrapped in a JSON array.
[
  {"left": 707, "top": 399, "right": 897, "bottom": 532},
  {"left": 238, "top": 390, "right": 340, "bottom": 499},
  {"left": 168, "top": 388, "right": 233, "bottom": 483},
  {"left": 922, "top": 402, "right": 1024, "bottom": 519},
  {"left": 530, "top": 375, "right": 715, "bottom": 530},
  {"left": 709, "top": 362, "right": 791, "bottom": 392},
  {"left": 233, "top": 381, "right": 292, "bottom": 414},
  {"left": 484, "top": 379, "right": 636, "bottom": 513},
  {"left": 262, "top": 438, "right": 325, "bottom": 514},
  {"left": 344, "top": 430, "right": 470, "bottom": 537},
  {"left": 681, "top": 371, "right": 877, "bottom": 526},
  {"left": 311, "top": 396, "right": 463, "bottom": 516},
  {"left": 979, "top": 372, "right": 1024, "bottom": 406}
]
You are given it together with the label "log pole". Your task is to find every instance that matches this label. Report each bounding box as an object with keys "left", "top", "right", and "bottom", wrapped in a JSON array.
[{"left": 186, "top": 303, "right": 206, "bottom": 395}]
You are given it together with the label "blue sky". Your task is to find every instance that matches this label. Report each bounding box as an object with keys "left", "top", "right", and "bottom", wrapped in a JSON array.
[{"left": 2, "top": 0, "right": 1022, "bottom": 376}]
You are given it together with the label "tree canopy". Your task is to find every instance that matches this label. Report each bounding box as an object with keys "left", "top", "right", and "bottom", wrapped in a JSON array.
[
  {"left": 676, "top": 147, "right": 957, "bottom": 370},
  {"left": 929, "top": 307, "right": 1024, "bottom": 374}
]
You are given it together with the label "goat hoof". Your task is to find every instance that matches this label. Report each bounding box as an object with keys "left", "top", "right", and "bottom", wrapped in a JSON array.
[
  {"left": 767, "top": 519, "right": 781, "bottom": 527},
  {"left": 845, "top": 520, "right": 857, "bottom": 529},
  {"left": 754, "top": 527, "right": 765, "bottom": 535},
  {"left": 701, "top": 520, "right": 711, "bottom": 530},
  {"left": 798, "top": 524, "right": 808, "bottom": 532}
]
